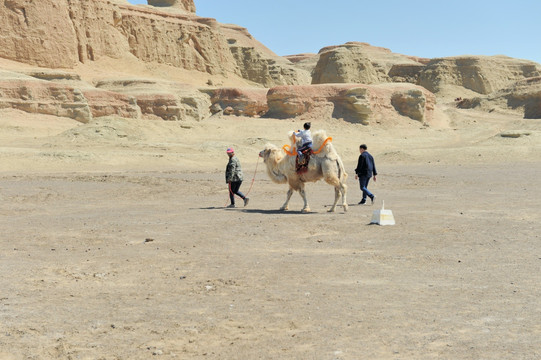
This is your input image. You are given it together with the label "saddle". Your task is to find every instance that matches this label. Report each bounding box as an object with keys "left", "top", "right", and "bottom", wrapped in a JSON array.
[{"left": 295, "top": 148, "right": 312, "bottom": 173}]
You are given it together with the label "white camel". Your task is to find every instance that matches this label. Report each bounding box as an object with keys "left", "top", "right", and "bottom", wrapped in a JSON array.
[{"left": 259, "top": 130, "right": 348, "bottom": 212}]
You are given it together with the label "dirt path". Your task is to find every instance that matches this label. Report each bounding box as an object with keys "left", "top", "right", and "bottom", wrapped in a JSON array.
[{"left": 1, "top": 160, "right": 540, "bottom": 359}]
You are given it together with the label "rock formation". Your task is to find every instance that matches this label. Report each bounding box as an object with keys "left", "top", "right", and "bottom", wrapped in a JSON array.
[
  {"left": 0, "top": 0, "right": 238, "bottom": 74},
  {"left": 202, "top": 88, "right": 268, "bottom": 117},
  {"left": 1, "top": 0, "right": 540, "bottom": 122},
  {"left": 309, "top": 43, "right": 541, "bottom": 100},
  {"left": 0, "top": 69, "right": 140, "bottom": 123},
  {"left": 0, "top": 0, "right": 79, "bottom": 68},
  {"left": 0, "top": 0, "right": 308, "bottom": 87},
  {"left": 391, "top": 89, "right": 430, "bottom": 121},
  {"left": 457, "top": 76, "right": 541, "bottom": 119},
  {"left": 419, "top": 56, "right": 541, "bottom": 95},
  {"left": 312, "top": 42, "right": 425, "bottom": 85},
  {"left": 267, "top": 83, "right": 435, "bottom": 125},
  {"left": 147, "top": 0, "right": 196, "bottom": 13},
  {"left": 95, "top": 79, "right": 210, "bottom": 122},
  {"left": 220, "top": 24, "right": 311, "bottom": 87}
]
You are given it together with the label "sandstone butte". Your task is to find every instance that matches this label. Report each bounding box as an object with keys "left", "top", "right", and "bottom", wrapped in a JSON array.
[{"left": 0, "top": 0, "right": 540, "bottom": 125}]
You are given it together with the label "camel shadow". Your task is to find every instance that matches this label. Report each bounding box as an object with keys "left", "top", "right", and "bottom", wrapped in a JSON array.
[
  {"left": 197, "top": 206, "right": 345, "bottom": 214},
  {"left": 242, "top": 208, "right": 319, "bottom": 215},
  {"left": 194, "top": 206, "right": 314, "bottom": 214}
]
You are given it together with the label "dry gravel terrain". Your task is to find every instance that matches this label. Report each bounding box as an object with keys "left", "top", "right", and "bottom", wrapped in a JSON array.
[{"left": 1, "top": 108, "right": 540, "bottom": 359}]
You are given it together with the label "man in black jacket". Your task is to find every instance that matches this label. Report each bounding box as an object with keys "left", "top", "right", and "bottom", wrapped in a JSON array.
[{"left": 354, "top": 144, "right": 377, "bottom": 205}]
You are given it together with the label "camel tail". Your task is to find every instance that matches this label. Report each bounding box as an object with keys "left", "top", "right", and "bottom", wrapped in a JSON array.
[{"left": 336, "top": 157, "right": 348, "bottom": 182}]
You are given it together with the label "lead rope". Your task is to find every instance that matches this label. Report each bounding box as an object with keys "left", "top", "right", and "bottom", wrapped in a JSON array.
[{"left": 244, "top": 155, "right": 261, "bottom": 196}]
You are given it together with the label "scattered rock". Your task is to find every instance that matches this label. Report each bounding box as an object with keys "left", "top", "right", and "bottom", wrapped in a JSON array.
[{"left": 500, "top": 131, "right": 531, "bottom": 138}]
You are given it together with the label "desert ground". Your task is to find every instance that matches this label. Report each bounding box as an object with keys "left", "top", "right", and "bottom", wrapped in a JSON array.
[{"left": 1, "top": 106, "right": 541, "bottom": 359}]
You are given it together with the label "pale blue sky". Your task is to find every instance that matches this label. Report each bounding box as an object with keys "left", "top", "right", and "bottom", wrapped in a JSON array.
[{"left": 127, "top": 0, "right": 540, "bottom": 64}]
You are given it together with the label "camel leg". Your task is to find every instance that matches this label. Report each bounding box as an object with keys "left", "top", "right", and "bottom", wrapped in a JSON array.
[
  {"left": 327, "top": 181, "right": 348, "bottom": 213},
  {"left": 322, "top": 161, "right": 349, "bottom": 213},
  {"left": 328, "top": 186, "right": 340, "bottom": 212},
  {"left": 323, "top": 174, "right": 341, "bottom": 213},
  {"left": 299, "top": 185, "right": 310, "bottom": 213},
  {"left": 340, "top": 182, "right": 348, "bottom": 212},
  {"left": 280, "top": 188, "right": 294, "bottom": 211}
]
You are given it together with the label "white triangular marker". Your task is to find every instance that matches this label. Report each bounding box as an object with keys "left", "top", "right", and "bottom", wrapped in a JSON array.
[{"left": 370, "top": 200, "right": 395, "bottom": 225}]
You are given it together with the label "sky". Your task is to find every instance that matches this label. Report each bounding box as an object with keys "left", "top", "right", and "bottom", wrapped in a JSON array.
[{"left": 127, "top": 0, "right": 541, "bottom": 64}]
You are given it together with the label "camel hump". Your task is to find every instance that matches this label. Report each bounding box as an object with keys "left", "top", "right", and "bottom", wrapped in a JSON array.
[
  {"left": 311, "top": 130, "right": 336, "bottom": 157},
  {"left": 312, "top": 130, "right": 328, "bottom": 145}
]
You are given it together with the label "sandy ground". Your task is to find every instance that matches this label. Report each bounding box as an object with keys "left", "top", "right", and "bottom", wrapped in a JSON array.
[{"left": 1, "top": 107, "right": 541, "bottom": 359}]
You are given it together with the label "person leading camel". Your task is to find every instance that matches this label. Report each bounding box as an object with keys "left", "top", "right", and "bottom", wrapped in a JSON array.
[
  {"left": 225, "top": 147, "right": 249, "bottom": 208},
  {"left": 294, "top": 122, "right": 313, "bottom": 157},
  {"left": 354, "top": 144, "right": 377, "bottom": 205}
]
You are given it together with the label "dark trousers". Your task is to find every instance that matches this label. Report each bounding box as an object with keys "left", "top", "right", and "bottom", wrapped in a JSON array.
[
  {"left": 297, "top": 142, "right": 312, "bottom": 156},
  {"left": 358, "top": 175, "right": 373, "bottom": 201},
  {"left": 229, "top": 181, "right": 245, "bottom": 205}
]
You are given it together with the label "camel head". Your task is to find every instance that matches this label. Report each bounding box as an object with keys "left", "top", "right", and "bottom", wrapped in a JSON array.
[
  {"left": 259, "top": 143, "right": 283, "bottom": 162},
  {"left": 259, "top": 143, "right": 288, "bottom": 184},
  {"left": 288, "top": 130, "right": 305, "bottom": 149}
]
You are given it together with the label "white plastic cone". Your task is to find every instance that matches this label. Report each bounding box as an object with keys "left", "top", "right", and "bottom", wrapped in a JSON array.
[{"left": 370, "top": 200, "right": 395, "bottom": 226}]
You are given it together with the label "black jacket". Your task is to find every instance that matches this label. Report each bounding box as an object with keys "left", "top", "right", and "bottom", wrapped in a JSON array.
[{"left": 355, "top": 151, "right": 377, "bottom": 177}]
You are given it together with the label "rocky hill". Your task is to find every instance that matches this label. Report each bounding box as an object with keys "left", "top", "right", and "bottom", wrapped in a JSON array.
[{"left": 1, "top": 0, "right": 540, "bottom": 124}]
